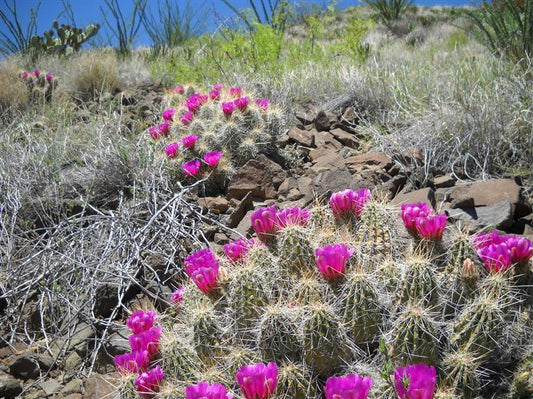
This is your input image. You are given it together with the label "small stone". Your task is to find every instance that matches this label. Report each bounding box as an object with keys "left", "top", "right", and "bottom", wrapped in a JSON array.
[
  {"left": 434, "top": 174, "right": 456, "bottom": 188},
  {"left": 287, "top": 127, "right": 315, "bottom": 147},
  {"left": 447, "top": 200, "right": 514, "bottom": 231},
  {"left": 60, "top": 378, "right": 83, "bottom": 395},
  {"left": 8, "top": 352, "right": 54, "bottom": 380},
  {"left": 235, "top": 210, "right": 255, "bottom": 237},
  {"left": 314, "top": 110, "right": 334, "bottom": 131},
  {"left": 82, "top": 373, "right": 119, "bottom": 399},
  {"left": 198, "top": 197, "right": 229, "bottom": 214},
  {"left": 346, "top": 152, "right": 393, "bottom": 171},
  {"left": 450, "top": 196, "right": 475, "bottom": 209},
  {"left": 40, "top": 379, "right": 62, "bottom": 395},
  {"left": 329, "top": 128, "right": 359, "bottom": 149},
  {"left": 0, "top": 371, "right": 22, "bottom": 397},
  {"left": 226, "top": 192, "right": 254, "bottom": 228}
]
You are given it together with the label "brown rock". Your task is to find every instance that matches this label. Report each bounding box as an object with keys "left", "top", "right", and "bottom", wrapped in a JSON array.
[
  {"left": 314, "top": 110, "right": 336, "bottom": 131},
  {"left": 226, "top": 192, "right": 254, "bottom": 228},
  {"left": 278, "top": 177, "right": 299, "bottom": 199},
  {"left": 227, "top": 154, "right": 287, "bottom": 200},
  {"left": 313, "top": 130, "right": 343, "bottom": 150},
  {"left": 295, "top": 111, "right": 314, "bottom": 126},
  {"left": 393, "top": 188, "right": 436, "bottom": 208},
  {"left": 434, "top": 174, "right": 456, "bottom": 188},
  {"left": 287, "top": 127, "right": 315, "bottom": 147},
  {"left": 0, "top": 371, "right": 22, "bottom": 398},
  {"left": 346, "top": 152, "right": 393, "bottom": 171},
  {"left": 297, "top": 177, "right": 315, "bottom": 204},
  {"left": 313, "top": 168, "right": 358, "bottom": 197},
  {"left": 235, "top": 209, "right": 255, "bottom": 237},
  {"left": 310, "top": 152, "right": 348, "bottom": 173},
  {"left": 329, "top": 128, "right": 359, "bottom": 149},
  {"left": 198, "top": 197, "right": 229, "bottom": 214},
  {"left": 83, "top": 373, "right": 119, "bottom": 399},
  {"left": 449, "top": 179, "right": 531, "bottom": 217}
]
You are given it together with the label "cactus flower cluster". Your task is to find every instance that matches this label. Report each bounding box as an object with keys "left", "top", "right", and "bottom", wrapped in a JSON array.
[
  {"left": 223, "top": 238, "right": 258, "bottom": 264},
  {"left": 19, "top": 68, "right": 57, "bottom": 104},
  {"left": 114, "top": 311, "right": 164, "bottom": 397},
  {"left": 473, "top": 231, "right": 533, "bottom": 272},
  {"left": 183, "top": 248, "right": 221, "bottom": 293},
  {"left": 394, "top": 363, "right": 436, "bottom": 399},
  {"left": 401, "top": 203, "right": 447, "bottom": 240},
  {"left": 315, "top": 244, "right": 354, "bottom": 281},
  {"left": 330, "top": 188, "right": 372, "bottom": 220},
  {"left": 251, "top": 205, "right": 311, "bottom": 241}
]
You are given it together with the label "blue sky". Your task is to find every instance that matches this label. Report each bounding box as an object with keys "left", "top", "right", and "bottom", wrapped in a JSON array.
[{"left": 2, "top": 0, "right": 473, "bottom": 49}]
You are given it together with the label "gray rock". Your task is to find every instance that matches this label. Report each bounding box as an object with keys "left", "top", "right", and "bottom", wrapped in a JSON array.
[
  {"left": 40, "top": 379, "right": 62, "bottom": 395},
  {"left": 287, "top": 127, "right": 315, "bottom": 147},
  {"left": 312, "top": 168, "right": 357, "bottom": 197},
  {"left": 60, "top": 378, "right": 83, "bottom": 396},
  {"left": 447, "top": 200, "right": 514, "bottom": 231},
  {"left": 434, "top": 174, "right": 456, "bottom": 188},
  {"left": 393, "top": 188, "right": 436, "bottom": 208},
  {"left": 226, "top": 192, "right": 254, "bottom": 228},
  {"left": 8, "top": 352, "right": 54, "bottom": 380},
  {"left": 0, "top": 371, "right": 22, "bottom": 398}
]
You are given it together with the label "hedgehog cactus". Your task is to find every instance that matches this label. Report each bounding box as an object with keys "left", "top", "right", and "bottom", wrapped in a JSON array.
[{"left": 115, "top": 193, "right": 532, "bottom": 399}]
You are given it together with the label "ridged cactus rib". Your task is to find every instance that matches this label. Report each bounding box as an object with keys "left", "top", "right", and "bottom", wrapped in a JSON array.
[
  {"left": 258, "top": 305, "right": 303, "bottom": 363},
  {"left": 340, "top": 272, "right": 383, "bottom": 347},
  {"left": 388, "top": 305, "right": 439, "bottom": 366},
  {"left": 441, "top": 350, "right": 481, "bottom": 399},
  {"left": 397, "top": 256, "right": 438, "bottom": 308},
  {"left": 278, "top": 225, "right": 314, "bottom": 276},
  {"left": 192, "top": 306, "right": 224, "bottom": 364},
  {"left": 277, "top": 362, "right": 319, "bottom": 399},
  {"left": 510, "top": 348, "right": 533, "bottom": 399},
  {"left": 161, "top": 341, "right": 202, "bottom": 381},
  {"left": 292, "top": 275, "right": 333, "bottom": 306},
  {"left": 357, "top": 202, "right": 394, "bottom": 260}
]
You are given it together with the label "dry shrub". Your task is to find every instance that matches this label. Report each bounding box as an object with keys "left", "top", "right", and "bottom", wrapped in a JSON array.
[
  {"left": 0, "top": 62, "right": 29, "bottom": 113},
  {"left": 72, "top": 51, "right": 122, "bottom": 99}
]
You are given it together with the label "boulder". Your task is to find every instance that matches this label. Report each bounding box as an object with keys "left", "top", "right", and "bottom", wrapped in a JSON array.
[
  {"left": 235, "top": 210, "right": 255, "bottom": 237},
  {"left": 329, "top": 128, "right": 359, "bottom": 149},
  {"left": 447, "top": 200, "right": 514, "bottom": 231},
  {"left": 312, "top": 130, "right": 343, "bottom": 150},
  {"left": 198, "top": 197, "right": 229, "bottom": 214},
  {"left": 434, "top": 174, "right": 456, "bottom": 188},
  {"left": 0, "top": 371, "right": 22, "bottom": 398},
  {"left": 346, "top": 152, "right": 393, "bottom": 172},
  {"left": 227, "top": 155, "right": 287, "bottom": 200},
  {"left": 226, "top": 192, "right": 254, "bottom": 228},
  {"left": 393, "top": 188, "right": 436, "bottom": 208},
  {"left": 8, "top": 352, "right": 54, "bottom": 380},
  {"left": 287, "top": 127, "right": 315, "bottom": 147},
  {"left": 312, "top": 169, "right": 358, "bottom": 197}
]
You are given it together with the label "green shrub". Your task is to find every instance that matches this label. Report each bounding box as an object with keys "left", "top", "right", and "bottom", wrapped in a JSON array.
[{"left": 363, "top": 0, "right": 413, "bottom": 28}]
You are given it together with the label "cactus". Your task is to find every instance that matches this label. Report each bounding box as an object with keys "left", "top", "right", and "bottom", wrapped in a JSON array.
[
  {"left": 396, "top": 255, "right": 438, "bottom": 308},
  {"left": 277, "top": 225, "right": 314, "bottom": 277},
  {"left": 277, "top": 362, "right": 319, "bottom": 398},
  {"left": 510, "top": 348, "right": 533, "bottom": 398},
  {"left": 29, "top": 20, "right": 100, "bottom": 56},
  {"left": 258, "top": 304, "right": 303, "bottom": 362},
  {"left": 440, "top": 349, "right": 481, "bottom": 398}
]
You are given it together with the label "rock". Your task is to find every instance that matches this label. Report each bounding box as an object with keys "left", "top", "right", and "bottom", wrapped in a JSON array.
[
  {"left": 226, "top": 192, "right": 254, "bottom": 228},
  {"left": 106, "top": 326, "right": 132, "bottom": 357},
  {"left": 65, "top": 351, "right": 84, "bottom": 371},
  {"left": 60, "top": 378, "right": 83, "bottom": 396},
  {"left": 346, "top": 152, "right": 393, "bottom": 171},
  {"left": 0, "top": 371, "right": 22, "bottom": 398},
  {"left": 287, "top": 127, "right": 315, "bottom": 147},
  {"left": 214, "top": 233, "right": 230, "bottom": 245},
  {"left": 434, "top": 174, "right": 456, "bottom": 188},
  {"left": 450, "top": 196, "right": 475, "bottom": 209},
  {"left": 82, "top": 373, "right": 119, "bottom": 399},
  {"left": 314, "top": 110, "right": 335, "bottom": 131},
  {"left": 329, "top": 128, "right": 359, "bottom": 149},
  {"left": 447, "top": 200, "right": 514, "bottom": 231},
  {"left": 297, "top": 177, "right": 315, "bottom": 204},
  {"left": 235, "top": 210, "right": 255, "bottom": 237},
  {"left": 313, "top": 130, "right": 343, "bottom": 150},
  {"left": 8, "top": 352, "right": 54, "bottom": 380},
  {"left": 310, "top": 152, "right": 348, "bottom": 173},
  {"left": 393, "top": 188, "right": 436, "bottom": 208},
  {"left": 277, "top": 177, "right": 299, "bottom": 199},
  {"left": 295, "top": 112, "right": 314, "bottom": 126},
  {"left": 40, "top": 379, "right": 62, "bottom": 395},
  {"left": 93, "top": 283, "right": 118, "bottom": 318},
  {"left": 227, "top": 155, "right": 287, "bottom": 200},
  {"left": 383, "top": 175, "right": 407, "bottom": 198},
  {"left": 286, "top": 188, "right": 303, "bottom": 202},
  {"left": 312, "top": 169, "right": 357, "bottom": 197},
  {"left": 198, "top": 197, "right": 229, "bottom": 214},
  {"left": 449, "top": 179, "right": 531, "bottom": 217}
]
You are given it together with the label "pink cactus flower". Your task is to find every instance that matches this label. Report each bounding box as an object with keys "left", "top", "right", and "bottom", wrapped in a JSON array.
[
  {"left": 181, "top": 111, "right": 194, "bottom": 125},
  {"left": 213, "top": 83, "right": 224, "bottom": 91},
  {"left": 394, "top": 363, "right": 436, "bottom": 399},
  {"left": 472, "top": 231, "right": 506, "bottom": 249},
  {"left": 255, "top": 99, "right": 269, "bottom": 110},
  {"left": 415, "top": 213, "right": 447, "bottom": 240},
  {"left": 127, "top": 310, "right": 157, "bottom": 334},
  {"left": 505, "top": 235, "right": 533, "bottom": 264},
  {"left": 229, "top": 86, "right": 243, "bottom": 98},
  {"left": 325, "top": 373, "right": 373, "bottom": 399},
  {"left": 276, "top": 207, "right": 311, "bottom": 228},
  {"left": 234, "top": 97, "right": 249, "bottom": 111},
  {"left": 158, "top": 121, "right": 170, "bottom": 135},
  {"left": 33, "top": 69, "right": 41, "bottom": 77},
  {"left": 330, "top": 188, "right": 371, "bottom": 219},
  {"left": 129, "top": 326, "right": 162, "bottom": 357},
  {"left": 171, "top": 287, "right": 185, "bottom": 306},
  {"left": 114, "top": 350, "right": 150, "bottom": 375},
  {"left": 184, "top": 248, "right": 220, "bottom": 293},
  {"left": 315, "top": 244, "right": 354, "bottom": 281},
  {"left": 478, "top": 243, "right": 513, "bottom": 272},
  {"left": 182, "top": 159, "right": 202, "bottom": 177},
  {"left": 182, "top": 135, "right": 198, "bottom": 149},
  {"left": 186, "top": 381, "right": 233, "bottom": 399},
  {"left": 20, "top": 71, "right": 30, "bottom": 79},
  {"left": 236, "top": 362, "right": 278, "bottom": 399},
  {"left": 401, "top": 203, "right": 433, "bottom": 235},
  {"left": 135, "top": 365, "right": 165, "bottom": 399},
  {"left": 45, "top": 73, "right": 53, "bottom": 82},
  {"left": 148, "top": 126, "right": 160, "bottom": 139},
  {"left": 162, "top": 108, "right": 175, "bottom": 121},
  {"left": 222, "top": 102, "right": 236, "bottom": 116},
  {"left": 203, "top": 151, "right": 223, "bottom": 167},
  {"left": 173, "top": 85, "right": 185, "bottom": 94},
  {"left": 251, "top": 205, "right": 279, "bottom": 240},
  {"left": 165, "top": 142, "right": 179, "bottom": 158},
  {"left": 224, "top": 238, "right": 256, "bottom": 263},
  {"left": 187, "top": 97, "right": 202, "bottom": 113},
  {"left": 209, "top": 89, "right": 220, "bottom": 100}
]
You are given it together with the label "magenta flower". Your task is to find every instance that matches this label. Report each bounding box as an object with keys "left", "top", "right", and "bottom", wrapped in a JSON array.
[
  {"left": 415, "top": 213, "right": 447, "bottom": 240},
  {"left": 127, "top": 310, "right": 157, "bottom": 334},
  {"left": 224, "top": 238, "right": 256, "bottom": 263},
  {"left": 165, "top": 142, "right": 179, "bottom": 158},
  {"left": 182, "top": 159, "right": 202, "bottom": 177},
  {"left": 229, "top": 86, "right": 243, "bottom": 98},
  {"left": 129, "top": 326, "right": 162, "bottom": 357},
  {"left": 184, "top": 248, "right": 220, "bottom": 293},
  {"left": 158, "top": 121, "right": 170, "bottom": 135},
  {"left": 33, "top": 69, "right": 41, "bottom": 77},
  {"left": 222, "top": 102, "right": 236, "bottom": 116},
  {"left": 234, "top": 97, "right": 249, "bottom": 111},
  {"left": 251, "top": 205, "right": 279, "bottom": 240},
  {"left": 255, "top": 99, "right": 269, "bottom": 110},
  {"left": 114, "top": 350, "right": 150, "bottom": 375},
  {"left": 187, "top": 97, "right": 202, "bottom": 112},
  {"left": 472, "top": 231, "right": 506, "bottom": 249},
  {"left": 186, "top": 381, "right": 233, "bottom": 399},
  {"left": 394, "top": 363, "right": 436, "bottom": 399},
  {"left": 149, "top": 126, "right": 160, "bottom": 139},
  {"left": 325, "top": 373, "right": 373, "bottom": 399},
  {"left": 506, "top": 235, "right": 533, "bottom": 264},
  {"left": 401, "top": 203, "right": 432, "bottom": 235},
  {"left": 20, "top": 71, "right": 30, "bottom": 79},
  {"left": 236, "top": 362, "right": 278, "bottom": 399},
  {"left": 162, "top": 108, "right": 175, "bottom": 121},
  {"left": 213, "top": 83, "right": 224, "bottom": 90},
  {"left": 173, "top": 85, "right": 185, "bottom": 94},
  {"left": 181, "top": 111, "right": 194, "bottom": 125},
  {"left": 135, "top": 365, "right": 165, "bottom": 399},
  {"left": 203, "top": 151, "right": 223, "bottom": 167},
  {"left": 182, "top": 135, "right": 198, "bottom": 148},
  {"left": 209, "top": 89, "right": 220, "bottom": 100},
  {"left": 276, "top": 207, "right": 311, "bottom": 228},
  {"left": 330, "top": 188, "right": 372, "bottom": 219},
  {"left": 45, "top": 73, "right": 53, "bottom": 82},
  {"left": 478, "top": 243, "right": 513, "bottom": 272},
  {"left": 171, "top": 287, "right": 185, "bottom": 306},
  {"left": 315, "top": 244, "right": 354, "bottom": 281}
]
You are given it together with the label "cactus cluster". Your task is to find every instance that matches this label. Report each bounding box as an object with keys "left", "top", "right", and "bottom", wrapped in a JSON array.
[
  {"left": 115, "top": 189, "right": 532, "bottom": 398},
  {"left": 29, "top": 20, "right": 100, "bottom": 56},
  {"left": 19, "top": 68, "right": 57, "bottom": 104},
  {"left": 146, "top": 84, "right": 284, "bottom": 190}
]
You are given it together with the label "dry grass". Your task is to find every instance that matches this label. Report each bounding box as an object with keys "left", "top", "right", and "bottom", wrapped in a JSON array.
[{"left": 0, "top": 62, "right": 29, "bottom": 114}]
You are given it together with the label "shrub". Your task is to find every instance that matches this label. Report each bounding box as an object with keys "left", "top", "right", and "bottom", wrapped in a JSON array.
[
  {"left": 72, "top": 51, "right": 122, "bottom": 99},
  {"left": 0, "top": 62, "right": 29, "bottom": 113},
  {"left": 363, "top": 0, "right": 413, "bottom": 28}
]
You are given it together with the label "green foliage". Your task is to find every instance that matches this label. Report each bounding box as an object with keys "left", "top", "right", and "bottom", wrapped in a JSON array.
[
  {"left": 329, "top": 17, "right": 373, "bottom": 62},
  {"left": 363, "top": 0, "right": 413, "bottom": 27},
  {"left": 447, "top": 31, "right": 469, "bottom": 50},
  {"left": 465, "top": 0, "right": 533, "bottom": 66},
  {"left": 28, "top": 20, "right": 100, "bottom": 57},
  {"left": 0, "top": 0, "right": 40, "bottom": 56}
]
